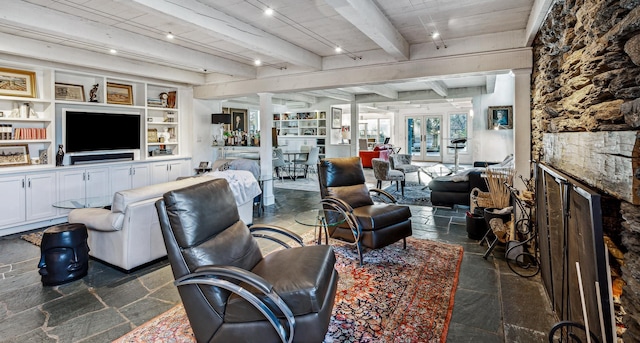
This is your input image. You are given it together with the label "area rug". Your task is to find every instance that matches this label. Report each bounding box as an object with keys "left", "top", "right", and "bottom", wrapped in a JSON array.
[
  {"left": 114, "top": 237, "right": 463, "bottom": 343},
  {"left": 382, "top": 182, "right": 432, "bottom": 207},
  {"left": 272, "top": 176, "right": 320, "bottom": 192},
  {"left": 20, "top": 231, "right": 44, "bottom": 246}
]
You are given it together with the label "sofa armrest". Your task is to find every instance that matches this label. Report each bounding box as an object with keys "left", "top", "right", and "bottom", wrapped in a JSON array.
[
  {"left": 68, "top": 208, "right": 124, "bottom": 232},
  {"left": 473, "top": 161, "right": 499, "bottom": 168},
  {"left": 468, "top": 171, "right": 489, "bottom": 192}
]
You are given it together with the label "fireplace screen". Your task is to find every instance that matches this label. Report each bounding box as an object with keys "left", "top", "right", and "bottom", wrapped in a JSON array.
[{"left": 536, "top": 163, "right": 614, "bottom": 342}]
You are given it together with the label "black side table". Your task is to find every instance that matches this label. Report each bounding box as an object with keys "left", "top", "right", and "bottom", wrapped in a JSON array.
[{"left": 38, "top": 223, "right": 89, "bottom": 286}]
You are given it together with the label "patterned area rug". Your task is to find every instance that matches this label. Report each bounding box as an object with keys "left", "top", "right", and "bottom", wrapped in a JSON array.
[
  {"left": 20, "top": 231, "right": 44, "bottom": 246},
  {"left": 382, "top": 182, "right": 432, "bottom": 207},
  {"left": 114, "top": 237, "right": 463, "bottom": 343}
]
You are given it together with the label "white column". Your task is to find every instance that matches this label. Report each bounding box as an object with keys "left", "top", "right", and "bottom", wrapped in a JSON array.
[
  {"left": 350, "top": 101, "right": 358, "bottom": 156},
  {"left": 512, "top": 69, "right": 532, "bottom": 190},
  {"left": 258, "top": 93, "right": 275, "bottom": 206}
]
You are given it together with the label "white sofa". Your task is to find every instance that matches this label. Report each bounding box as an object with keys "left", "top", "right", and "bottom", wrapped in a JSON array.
[{"left": 68, "top": 170, "right": 261, "bottom": 271}]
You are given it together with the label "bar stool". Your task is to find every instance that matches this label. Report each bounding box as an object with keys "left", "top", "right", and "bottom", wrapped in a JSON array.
[{"left": 38, "top": 223, "right": 89, "bottom": 286}]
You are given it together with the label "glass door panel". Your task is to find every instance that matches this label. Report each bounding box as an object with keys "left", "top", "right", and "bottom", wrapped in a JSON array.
[
  {"left": 406, "top": 115, "right": 441, "bottom": 161},
  {"left": 424, "top": 116, "right": 441, "bottom": 161}
]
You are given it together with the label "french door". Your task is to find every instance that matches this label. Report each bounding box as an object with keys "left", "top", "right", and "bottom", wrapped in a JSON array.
[{"left": 406, "top": 115, "right": 442, "bottom": 162}]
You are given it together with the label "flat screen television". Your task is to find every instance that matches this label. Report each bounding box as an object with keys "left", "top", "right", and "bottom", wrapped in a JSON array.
[{"left": 64, "top": 110, "right": 141, "bottom": 153}]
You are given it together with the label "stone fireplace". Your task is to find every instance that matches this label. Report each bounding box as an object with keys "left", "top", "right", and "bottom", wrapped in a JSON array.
[{"left": 531, "top": 0, "right": 640, "bottom": 341}]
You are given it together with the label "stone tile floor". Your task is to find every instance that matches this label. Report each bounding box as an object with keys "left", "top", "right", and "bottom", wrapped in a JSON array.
[{"left": 0, "top": 186, "right": 557, "bottom": 342}]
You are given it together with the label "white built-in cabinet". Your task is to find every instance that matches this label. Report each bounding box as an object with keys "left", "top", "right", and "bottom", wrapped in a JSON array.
[
  {"left": 0, "top": 63, "right": 192, "bottom": 236},
  {"left": 151, "top": 160, "right": 188, "bottom": 184},
  {"left": 0, "top": 172, "right": 57, "bottom": 227},
  {"left": 110, "top": 164, "right": 151, "bottom": 194},
  {"left": 57, "top": 167, "right": 110, "bottom": 214}
]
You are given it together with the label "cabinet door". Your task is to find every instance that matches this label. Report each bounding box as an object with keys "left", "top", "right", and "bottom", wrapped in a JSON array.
[
  {"left": 131, "top": 164, "right": 151, "bottom": 188},
  {"left": 167, "top": 161, "right": 186, "bottom": 181},
  {"left": 151, "top": 162, "right": 169, "bottom": 184},
  {"left": 110, "top": 165, "right": 133, "bottom": 194},
  {"left": 58, "top": 169, "right": 86, "bottom": 202},
  {"left": 0, "top": 175, "right": 26, "bottom": 227},
  {"left": 26, "top": 172, "right": 57, "bottom": 221},
  {"left": 85, "top": 167, "right": 110, "bottom": 198}
]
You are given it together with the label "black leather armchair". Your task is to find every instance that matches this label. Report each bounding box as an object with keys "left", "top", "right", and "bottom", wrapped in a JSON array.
[
  {"left": 156, "top": 178, "right": 339, "bottom": 343},
  {"left": 317, "top": 157, "right": 412, "bottom": 265}
]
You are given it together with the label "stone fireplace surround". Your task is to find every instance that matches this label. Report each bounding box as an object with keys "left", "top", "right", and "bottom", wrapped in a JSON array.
[{"left": 531, "top": 0, "right": 640, "bottom": 341}]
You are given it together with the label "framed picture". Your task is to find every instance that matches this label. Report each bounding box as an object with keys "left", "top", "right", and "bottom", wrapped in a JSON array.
[
  {"left": 487, "top": 105, "right": 513, "bottom": 129},
  {"left": 106, "top": 82, "right": 133, "bottom": 105},
  {"left": 55, "top": 83, "right": 85, "bottom": 102},
  {"left": 0, "top": 144, "right": 30, "bottom": 167},
  {"left": 198, "top": 161, "right": 210, "bottom": 169},
  {"left": 331, "top": 107, "right": 342, "bottom": 129},
  {"left": 231, "top": 109, "right": 247, "bottom": 132},
  {"left": 147, "top": 128, "right": 158, "bottom": 143},
  {"left": 0, "top": 67, "right": 36, "bottom": 98}
]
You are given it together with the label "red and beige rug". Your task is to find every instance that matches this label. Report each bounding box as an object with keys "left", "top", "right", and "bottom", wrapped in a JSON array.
[{"left": 114, "top": 237, "right": 463, "bottom": 343}]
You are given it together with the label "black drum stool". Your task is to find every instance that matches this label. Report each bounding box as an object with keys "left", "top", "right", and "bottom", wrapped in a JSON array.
[{"left": 38, "top": 223, "right": 90, "bottom": 286}]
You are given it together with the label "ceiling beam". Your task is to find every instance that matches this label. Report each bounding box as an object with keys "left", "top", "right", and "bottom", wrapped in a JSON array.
[
  {"left": 524, "top": 0, "right": 555, "bottom": 46},
  {"left": 273, "top": 93, "right": 318, "bottom": 104},
  {"left": 0, "top": 33, "right": 205, "bottom": 84},
  {"left": 485, "top": 75, "right": 497, "bottom": 94},
  {"left": 324, "top": 0, "right": 409, "bottom": 61},
  {"left": 127, "top": 0, "right": 322, "bottom": 70},
  {"left": 425, "top": 81, "right": 448, "bottom": 97},
  {"left": 194, "top": 49, "right": 532, "bottom": 99},
  {"left": 359, "top": 85, "right": 399, "bottom": 99},
  {"left": 302, "top": 90, "right": 355, "bottom": 102},
  {"left": 1, "top": 0, "right": 255, "bottom": 79}
]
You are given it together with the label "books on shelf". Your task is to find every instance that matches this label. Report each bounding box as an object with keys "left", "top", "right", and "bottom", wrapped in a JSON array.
[{"left": 0, "top": 125, "right": 47, "bottom": 140}]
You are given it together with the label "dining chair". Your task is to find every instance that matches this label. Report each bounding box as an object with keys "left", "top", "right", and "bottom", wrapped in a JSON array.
[
  {"left": 272, "top": 148, "right": 292, "bottom": 180},
  {"left": 294, "top": 146, "right": 320, "bottom": 179}
]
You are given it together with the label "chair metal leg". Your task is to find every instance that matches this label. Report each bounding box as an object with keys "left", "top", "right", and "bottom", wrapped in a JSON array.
[
  {"left": 401, "top": 180, "right": 405, "bottom": 197},
  {"left": 396, "top": 181, "right": 399, "bottom": 191},
  {"left": 356, "top": 241, "right": 364, "bottom": 266},
  {"left": 377, "top": 180, "right": 381, "bottom": 189},
  {"left": 403, "top": 237, "right": 407, "bottom": 249}
]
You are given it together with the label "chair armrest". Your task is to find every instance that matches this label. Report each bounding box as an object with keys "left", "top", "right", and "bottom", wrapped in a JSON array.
[
  {"left": 250, "top": 225, "right": 304, "bottom": 248},
  {"left": 177, "top": 265, "right": 294, "bottom": 343},
  {"left": 320, "top": 196, "right": 354, "bottom": 213},
  {"left": 369, "top": 188, "right": 398, "bottom": 203}
]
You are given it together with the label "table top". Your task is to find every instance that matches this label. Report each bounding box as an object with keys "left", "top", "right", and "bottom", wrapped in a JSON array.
[
  {"left": 295, "top": 209, "right": 347, "bottom": 227},
  {"left": 420, "top": 164, "right": 453, "bottom": 178},
  {"left": 53, "top": 196, "right": 112, "bottom": 209}
]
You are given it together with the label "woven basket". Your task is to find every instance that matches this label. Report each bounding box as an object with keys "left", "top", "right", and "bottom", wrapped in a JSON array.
[{"left": 470, "top": 187, "right": 494, "bottom": 212}]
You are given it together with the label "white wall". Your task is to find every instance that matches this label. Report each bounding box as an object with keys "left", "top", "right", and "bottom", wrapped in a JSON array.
[
  {"left": 191, "top": 98, "right": 224, "bottom": 164},
  {"left": 471, "top": 74, "right": 515, "bottom": 163}
]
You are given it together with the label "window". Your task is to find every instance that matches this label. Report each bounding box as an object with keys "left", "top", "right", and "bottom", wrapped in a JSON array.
[{"left": 448, "top": 113, "right": 468, "bottom": 152}]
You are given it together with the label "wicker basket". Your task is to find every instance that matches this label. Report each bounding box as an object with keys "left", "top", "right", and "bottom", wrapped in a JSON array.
[{"left": 470, "top": 187, "right": 494, "bottom": 213}]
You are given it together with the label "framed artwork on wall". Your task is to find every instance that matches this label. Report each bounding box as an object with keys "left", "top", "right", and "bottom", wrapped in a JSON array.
[
  {"left": 0, "top": 67, "right": 36, "bottom": 98},
  {"left": 106, "top": 82, "right": 133, "bottom": 105},
  {"left": 331, "top": 107, "right": 342, "bottom": 129},
  {"left": 487, "top": 105, "right": 513, "bottom": 129},
  {"left": 0, "top": 144, "right": 30, "bottom": 167},
  {"left": 231, "top": 109, "right": 247, "bottom": 132},
  {"left": 55, "top": 83, "right": 85, "bottom": 102}
]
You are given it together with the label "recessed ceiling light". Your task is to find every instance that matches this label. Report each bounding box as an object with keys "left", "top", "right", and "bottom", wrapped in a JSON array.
[
  {"left": 335, "top": 46, "right": 342, "bottom": 53},
  {"left": 254, "top": 59, "right": 262, "bottom": 66},
  {"left": 166, "top": 32, "right": 174, "bottom": 39},
  {"left": 109, "top": 49, "right": 117, "bottom": 54},
  {"left": 265, "top": 8, "right": 274, "bottom": 16},
  {"left": 431, "top": 32, "right": 439, "bottom": 39}
]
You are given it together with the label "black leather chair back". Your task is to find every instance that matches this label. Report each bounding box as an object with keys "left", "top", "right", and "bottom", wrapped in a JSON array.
[{"left": 318, "top": 157, "right": 373, "bottom": 209}]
